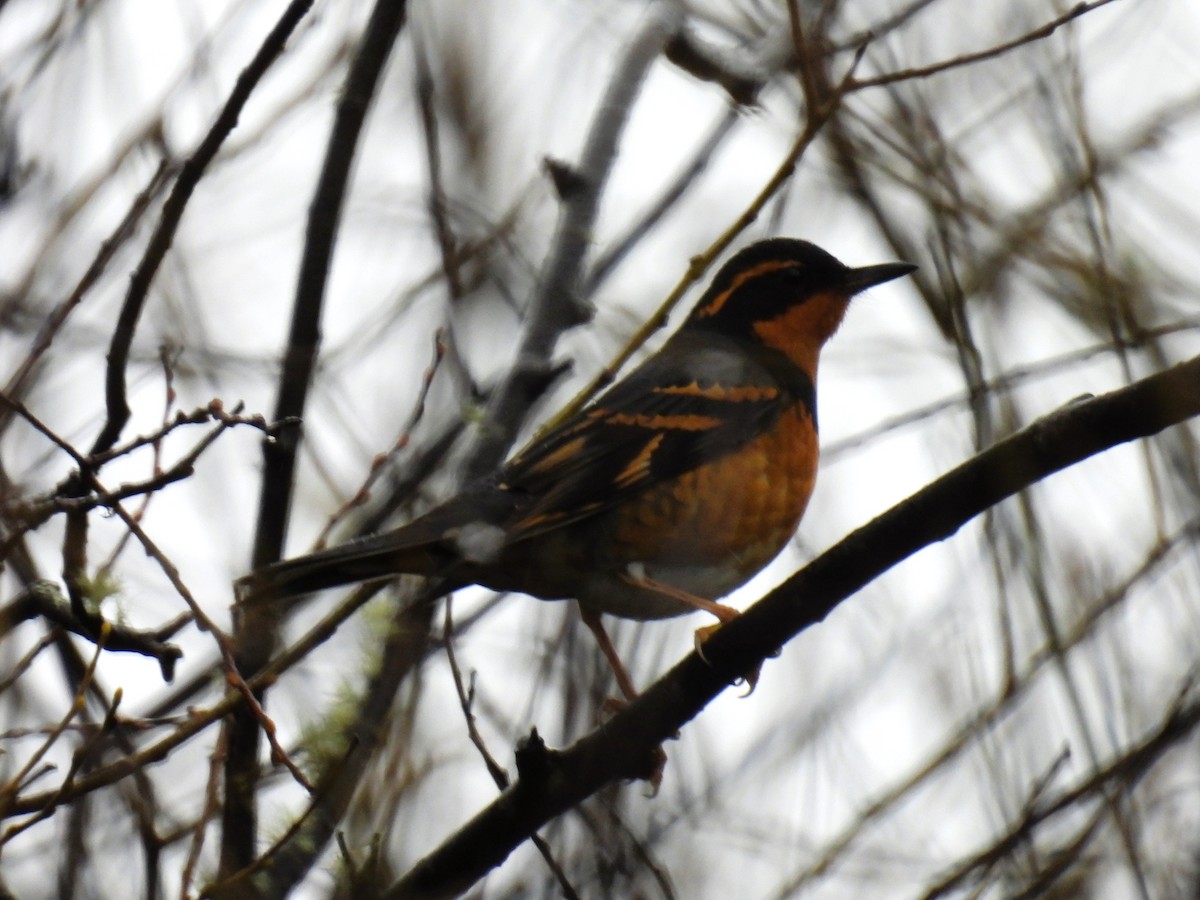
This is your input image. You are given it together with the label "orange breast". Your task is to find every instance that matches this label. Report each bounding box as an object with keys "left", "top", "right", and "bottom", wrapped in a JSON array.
[{"left": 611, "top": 402, "right": 819, "bottom": 597}]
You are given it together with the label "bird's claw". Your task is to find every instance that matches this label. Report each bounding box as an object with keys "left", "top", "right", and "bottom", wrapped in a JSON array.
[{"left": 693, "top": 621, "right": 762, "bottom": 696}]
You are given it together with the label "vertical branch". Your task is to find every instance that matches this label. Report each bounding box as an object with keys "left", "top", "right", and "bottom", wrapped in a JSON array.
[
  {"left": 413, "top": 42, "right": 464, "bottom": 301},
  {"left": 462, "top": 2, "right": 684, "bottom": 479},
  {"left": 218, "top": 5, "right": 683, "bottom": 890},
  {"left": 221, "top": 0, "right": 410, "bottom": 878},
  {"left": 584, "top": 107, "right": 741, "bottom": 296}
]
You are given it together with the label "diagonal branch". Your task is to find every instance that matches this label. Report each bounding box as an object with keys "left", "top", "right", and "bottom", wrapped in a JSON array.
[
  {"left": 89, "top": 0, "right": 315, "bottom": 458},
  {"left": 461, "top": 2, "right": 684, "bottom": 479},
  {"left": 849, "top": 0, "right": 1120, "bottom": 91},
  {"left": 384, "top": 352, "right": 1200, "bottom": 899}
]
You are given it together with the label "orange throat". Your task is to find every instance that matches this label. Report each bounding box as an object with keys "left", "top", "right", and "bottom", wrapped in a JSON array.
[{"left": 752, "top": 290, "right": 851, "bottom": 376}]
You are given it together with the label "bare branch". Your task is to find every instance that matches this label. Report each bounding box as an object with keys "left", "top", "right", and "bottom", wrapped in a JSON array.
[
  {"left": 224, "top": 0, "right": 411, "bottom": 878},
  {"left": 385, "top": 353, "right": 1200, "bottom": 898},
  {"left": 90, "top": 0, "right": 316, "bottom": 457},
  {"left": 850, "top": 0, "right": 1121, "bottom": 91},
  {"left": 462, "top": 2, "right": 685, "bottom": 479}
]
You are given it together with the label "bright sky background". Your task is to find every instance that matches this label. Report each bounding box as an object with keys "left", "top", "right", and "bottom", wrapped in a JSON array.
[{"left": 3, "top": 0, "right": 1200, "bottom": 896}]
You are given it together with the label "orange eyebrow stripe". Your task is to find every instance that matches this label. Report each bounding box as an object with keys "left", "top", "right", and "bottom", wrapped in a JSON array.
[
  {"left": 695, "top": 259, "right": 799, "bottom": 318},
  {"left": 654, "top": 382, "right": 779, "bottom": 402},
  {"left": 605, "top": 411, "right": 722, "bottom": 430}
]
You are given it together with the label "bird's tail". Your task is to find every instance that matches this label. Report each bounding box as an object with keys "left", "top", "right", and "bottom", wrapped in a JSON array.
[
  {"left": 236, "top": 527, "right": 446, "bottom": 603},
  {"left": 235, "top": 483, "right": 514, "bottom": 602}
]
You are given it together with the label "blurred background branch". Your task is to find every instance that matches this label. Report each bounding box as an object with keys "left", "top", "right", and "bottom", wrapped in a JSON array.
[{"left": 2, "top": 1, "right": 1199, "bottom": 897}]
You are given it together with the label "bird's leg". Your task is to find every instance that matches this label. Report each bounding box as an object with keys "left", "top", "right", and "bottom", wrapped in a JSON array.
[
  {"left": 618, "top": 571, "right": 739, "bottom": 626},
  {"left": 577, "top": 604, "right": 668, "bottom": 790},
  {"left": 619, "top": 572, "right": 759, "bottom": 694},
  {"left": 578, "top": 603, "right": 640, "bottom": 703}
]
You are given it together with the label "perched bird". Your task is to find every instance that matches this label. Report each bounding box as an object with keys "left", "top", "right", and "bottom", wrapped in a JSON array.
[{"left": 239, "top": 239, "right": 915, "bottom": 698}]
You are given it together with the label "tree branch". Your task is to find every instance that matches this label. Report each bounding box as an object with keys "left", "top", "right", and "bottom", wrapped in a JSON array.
[
  {"left": 462, "top": 2, "right": 683, "bottom": 479},
  {"left": 90, "top": 0, "right": 315, "bottom": 458},
  {"left": 849, "top": 0, "right": 1120, "bottom": 91},
  {"left": 221, "top": 0, "right": 411, "bottom": 878},
  {"left": 385, "top": 353, "right": 1200, "bottom": 898}
]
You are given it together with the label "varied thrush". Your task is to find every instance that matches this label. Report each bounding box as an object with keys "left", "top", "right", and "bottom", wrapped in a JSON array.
[{"left": 239, "top": 239, "right": 915, "bottom": 698}]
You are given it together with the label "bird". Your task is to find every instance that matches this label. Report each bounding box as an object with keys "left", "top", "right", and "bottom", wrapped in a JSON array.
[{"left": 238, "top": 238, "right": 916, "bottom": 699}]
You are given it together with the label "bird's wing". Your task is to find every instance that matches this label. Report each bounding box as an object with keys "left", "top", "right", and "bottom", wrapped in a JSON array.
[{"left": 501, "top": 333, "right": 814, "bottom": 540}]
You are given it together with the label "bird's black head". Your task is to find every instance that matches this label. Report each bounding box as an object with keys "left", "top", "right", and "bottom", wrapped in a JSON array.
[{"left": 684, "top": 238, "right": 915, "bottom": 336}]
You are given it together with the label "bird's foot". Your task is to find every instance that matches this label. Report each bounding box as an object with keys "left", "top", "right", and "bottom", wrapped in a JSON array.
[{"left": 693, "top": 615, "right": 762, "bottom": 696}]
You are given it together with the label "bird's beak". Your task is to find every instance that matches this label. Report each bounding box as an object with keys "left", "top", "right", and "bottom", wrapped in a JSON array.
[{"left": 843, "top": 261, "right": 917, "bottom": 294}]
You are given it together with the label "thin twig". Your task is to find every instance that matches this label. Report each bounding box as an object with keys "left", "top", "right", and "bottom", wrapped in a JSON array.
[
  {"left": 0, "top": 622, "right": 109, "bottom": 838},
  {"left": 0, "top": 160, "right": 171, "bottom": 428},
  {"left": 850, "top": 0, "right": 1120, "bottom": 91},
  {"left": 224, "top": 0, "right": 411, "bottom": 877},
  {"left": 413, "top": 42, "right": 463, "bottom": 301},
  {"left": 0, "top": 626, "right": 59, "bottom": 694},
  {"left": 444, "top": 602, "right": 583, "bottom": 895},
  {"left": 90, "top": 0, "right": 315, "bottom": 457},
  {"left": 462, "top": 2, "right": 685, "bottom": 480},
  {"left": 315, "top": 330, "right": 448, "bottom": 548},
  {"left": 84, "top": 480, "right": 313, "bottom": 792},
  {"left": 443, "top": 599, "right": 509, "bottom": 788}
]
